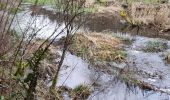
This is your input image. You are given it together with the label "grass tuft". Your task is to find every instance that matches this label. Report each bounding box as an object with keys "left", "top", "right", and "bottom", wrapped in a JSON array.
[
  {"left": 143, "top": 40, "right": 168, "bottom": 52},
  {"left": 71, "top": 84, "right": 91, "bottom": 100}
]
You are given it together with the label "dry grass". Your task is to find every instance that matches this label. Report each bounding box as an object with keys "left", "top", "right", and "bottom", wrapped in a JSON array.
[
  {"left": 154, "top": 5, "right": 170, "bottom": 30},
  {"left": 68, "top": 33, "right": 126, "bottom": 63},
  {"left": 126, "top": 2, "right": 170, "bottom": 30}
]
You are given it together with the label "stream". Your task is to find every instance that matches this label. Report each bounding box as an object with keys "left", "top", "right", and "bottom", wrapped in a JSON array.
[{"left": 12, "top": 5, "right": 170, "bottom": 100}]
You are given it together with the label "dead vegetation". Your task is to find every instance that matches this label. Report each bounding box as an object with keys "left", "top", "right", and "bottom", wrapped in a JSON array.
[
  {"left": 58, "top": 33, "right": 127, "bottom": 63},
  {"left": 120, "top": 68, "right": 170, "bottom": 95},
  {"left": 0, "top": 39, "right": 92, "bottom": 99},
  {"left": 1, "top": 0, "right": 93, "bottom": 99},
  {"left": 2, "top": 0, "right": 170, "bottom": 99},
  {"left": 123, "top": 2, "right": 170, "bottom": 31},
  {"left": 0, "top": 39, "right": 59, "bottom": 99}
]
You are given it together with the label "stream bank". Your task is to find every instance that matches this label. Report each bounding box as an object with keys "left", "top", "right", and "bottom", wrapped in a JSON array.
[{"left": 10, "top": 3, "right": 170, "bottom": 100}]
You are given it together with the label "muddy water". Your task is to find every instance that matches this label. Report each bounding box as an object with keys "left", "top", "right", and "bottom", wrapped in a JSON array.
[{"left": 13, "top": 5, "right": 170, "bottom": 100}]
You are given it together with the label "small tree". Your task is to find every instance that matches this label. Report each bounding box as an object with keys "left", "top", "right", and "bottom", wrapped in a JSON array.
[{"left": 0, "top": 0, "right": 86, "bottom": 99}]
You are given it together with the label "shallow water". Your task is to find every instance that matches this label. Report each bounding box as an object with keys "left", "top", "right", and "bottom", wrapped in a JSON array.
[
  {"left": 126, "top": 36, "right": 170, "bottom": 86},
  {"left": 57, "top": 52, "right": 92, "bottom": 88},
  {"left": 57, "top": 51, "right": 170, "bottom": 100},
  {"left": 13, "top": 5, "right": 170, "bottom": 100},
  {"left": 12, "top": 10, "right": 67, "bottom": 39}
]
